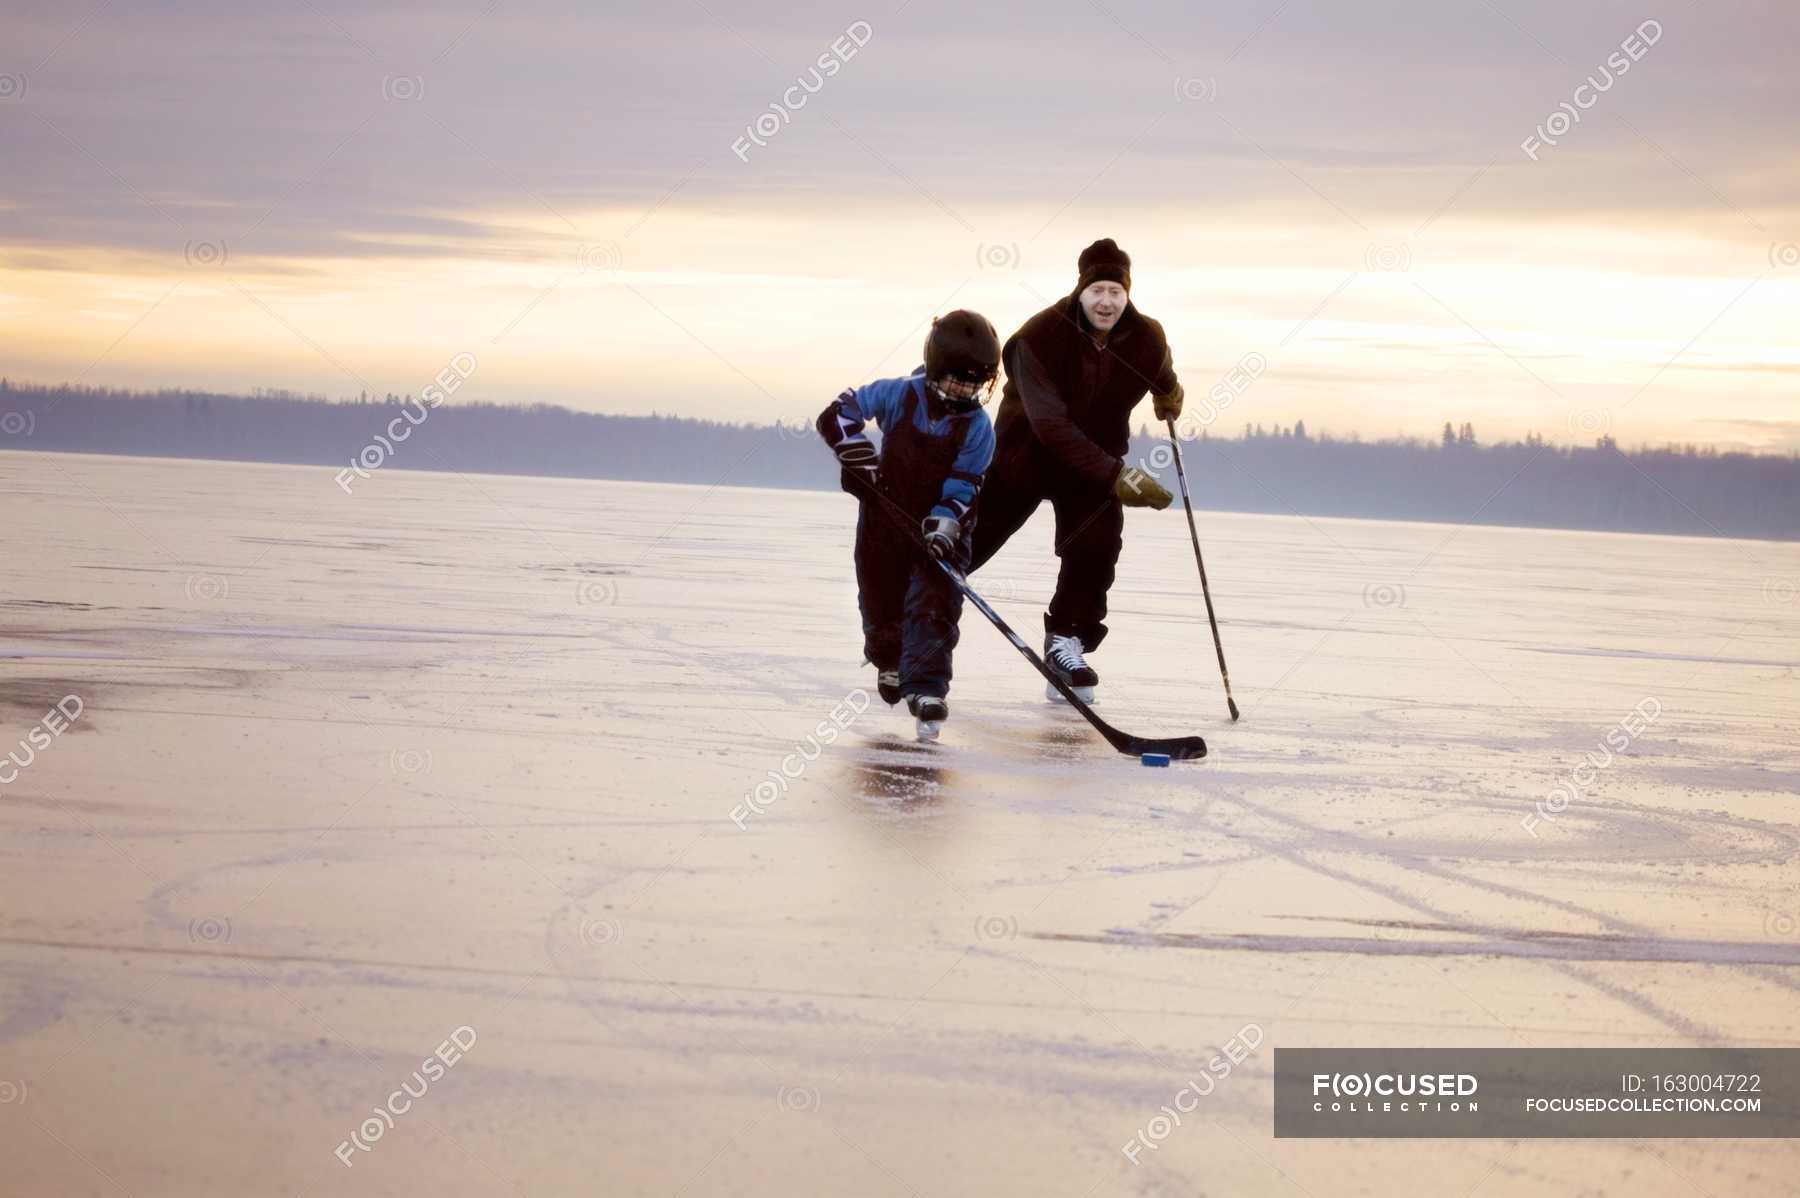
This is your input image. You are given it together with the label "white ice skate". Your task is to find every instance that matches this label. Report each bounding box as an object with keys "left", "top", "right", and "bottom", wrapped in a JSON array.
[{"left": 905, "top": 694, "right": 948, "bottom": 742}]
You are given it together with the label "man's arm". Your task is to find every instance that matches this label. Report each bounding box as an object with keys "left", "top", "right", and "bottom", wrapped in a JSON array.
[
  {"left": 1150, "top": 341, "right": 1179, "bottom": 399},
  {"left": 1147, "top": 340, "right": 1184, "bottom": 419},
  {"left": 1012, "top": 339, "right": 1122, "bottom": 486},
  {"left": 932, "top": 414, "right": 996, "bottom": 524}
]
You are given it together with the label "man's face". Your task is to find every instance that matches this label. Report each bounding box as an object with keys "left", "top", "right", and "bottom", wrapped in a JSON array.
[{"left": 1079, "top": 281, "right": 1127, "bottom": 331}]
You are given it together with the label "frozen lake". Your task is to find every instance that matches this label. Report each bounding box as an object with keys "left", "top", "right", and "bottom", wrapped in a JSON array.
[{"left": 2, "top": 450, "right": 1798, "bottom": 1195}]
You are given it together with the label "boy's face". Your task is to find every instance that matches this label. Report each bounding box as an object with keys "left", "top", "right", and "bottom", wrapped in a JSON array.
[
  {"left": 936, "top": 375, "right": 983, "bottom": 403},
  {"left": 1079, "top": 281, "right": 1127, "bottom": 331}
]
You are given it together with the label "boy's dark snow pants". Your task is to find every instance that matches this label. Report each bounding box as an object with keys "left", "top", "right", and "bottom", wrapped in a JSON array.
[{"left": 854, "top": 508, "right": 969, "bottom": 699}]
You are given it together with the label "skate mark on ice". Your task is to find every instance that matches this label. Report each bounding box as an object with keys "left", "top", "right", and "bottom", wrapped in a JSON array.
[
  {"left": 1186, "top": 796, "right": 1734, "bottom": 1039},
  {"left": 1524, "top": 645, "right": 1800, "bottom": 670},
  {"left": 1029, "top": 928, "right": 1800, "bottom": 967}
]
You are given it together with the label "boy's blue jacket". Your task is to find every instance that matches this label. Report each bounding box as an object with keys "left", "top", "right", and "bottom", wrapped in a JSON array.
[{"left": 818, "top": 370, "right": 995, "bottom": 523}]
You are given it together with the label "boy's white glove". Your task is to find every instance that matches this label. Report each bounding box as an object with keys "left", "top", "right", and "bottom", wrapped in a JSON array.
[
  {"left": 921, "top": 514, "right": 961, "bottom": 559},
  {"left": 833, "top": 438, "right": 880, "bottom": 494}
]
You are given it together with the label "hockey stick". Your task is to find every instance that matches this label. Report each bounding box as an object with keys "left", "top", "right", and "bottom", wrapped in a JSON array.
[
  {"left": 844, "top": 459, "right": 1206, "bottom": 758},
  {"left": 932, "top": 556, "right": 1206, "bottom": 759},
  {"left": 1164, "top": 418, "right": 1240, "bottom": 721}
]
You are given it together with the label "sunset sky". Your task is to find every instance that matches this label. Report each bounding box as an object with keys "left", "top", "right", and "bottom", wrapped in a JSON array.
[{"left": 3, "top": 0, "right": 1797, "bottom": 449}]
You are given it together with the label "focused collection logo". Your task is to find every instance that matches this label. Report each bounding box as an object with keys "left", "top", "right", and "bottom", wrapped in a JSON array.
[{"left": 1311, "top": 1071, "right": 1480, "bottom": 1115}]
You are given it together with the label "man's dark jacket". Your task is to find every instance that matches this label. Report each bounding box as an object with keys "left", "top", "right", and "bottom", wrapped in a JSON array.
[{"left": 990, "top": 292, "right": 1178, "bottom": 486}]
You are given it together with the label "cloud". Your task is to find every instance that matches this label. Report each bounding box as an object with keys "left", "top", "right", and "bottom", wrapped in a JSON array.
[
  {"left": 0, "top": 0, "right": 1794, "bottom": 264},
  {"left": 1, "top": 0, "right": 1796, "bottom": 451}
]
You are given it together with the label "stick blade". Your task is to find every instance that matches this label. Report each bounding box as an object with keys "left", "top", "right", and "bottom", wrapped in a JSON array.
[
  {"left": 1122, "top": 735, "right": 1208, "bottom": 761},
  {"left": 1227, "top": 697, "right": 1240, "bottom": 722}
]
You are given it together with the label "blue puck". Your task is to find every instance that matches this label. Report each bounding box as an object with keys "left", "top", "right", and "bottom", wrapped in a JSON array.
[{"left": 1140, "top": 752, "right": 1171, "bottom": 767}]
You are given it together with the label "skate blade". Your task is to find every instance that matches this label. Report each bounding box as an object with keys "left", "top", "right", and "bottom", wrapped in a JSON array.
[
  {"left": 1045, "top": 681, "right": 1097, "bottom": 704},
  {"left": 914, "top": 720, "right": 943, "bottom": 743}
]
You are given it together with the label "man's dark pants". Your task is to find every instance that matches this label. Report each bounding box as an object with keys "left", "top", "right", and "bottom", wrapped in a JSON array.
[{"left": 969, "top": 442, "right": 1121, "bottom": 651}]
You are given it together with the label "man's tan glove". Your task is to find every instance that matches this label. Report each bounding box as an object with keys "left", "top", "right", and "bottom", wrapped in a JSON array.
[
  {"left": 1152, "top": 380, "right": 1184, "bottom": 421},
  {"left": 1114, "top": 464, "right": 1173, "bottom": 510}
]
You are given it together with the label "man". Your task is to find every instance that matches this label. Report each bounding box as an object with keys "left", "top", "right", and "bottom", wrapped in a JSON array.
[{"left": 970, "top": 238, "right": 1182, "bottom": 702}]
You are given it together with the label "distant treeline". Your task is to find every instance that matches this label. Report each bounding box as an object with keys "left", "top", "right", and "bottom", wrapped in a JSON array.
[{"left": 3, "top": 379, "right": 1796, "bottom": 540}]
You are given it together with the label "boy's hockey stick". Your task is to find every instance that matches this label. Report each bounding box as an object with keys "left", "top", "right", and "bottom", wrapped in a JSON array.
[{"left": 862, "top": 482, "right": 1206, "bottom": 759}]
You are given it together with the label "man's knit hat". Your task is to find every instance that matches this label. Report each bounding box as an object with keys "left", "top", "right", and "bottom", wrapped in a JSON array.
[{"left": 1076, "top": 237, "right": 1131, "bottom": 293}]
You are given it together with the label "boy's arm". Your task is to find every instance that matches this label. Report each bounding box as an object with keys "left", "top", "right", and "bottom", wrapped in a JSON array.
[
  {"left": 816, "top": 378, "right": 904, "bottom": 488},
  {"left": 931, "top": 414, "right": 996, "bottom": 524}
]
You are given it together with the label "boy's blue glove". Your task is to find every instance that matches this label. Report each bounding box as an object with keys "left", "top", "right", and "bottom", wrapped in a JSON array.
[{"left": 922, "top": 515, "right": 961, "bottom": 559}]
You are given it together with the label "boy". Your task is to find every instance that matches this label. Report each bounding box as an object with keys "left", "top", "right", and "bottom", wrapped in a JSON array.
[{"left": 817, "top": 311, "right": 999, "bottom": 741}]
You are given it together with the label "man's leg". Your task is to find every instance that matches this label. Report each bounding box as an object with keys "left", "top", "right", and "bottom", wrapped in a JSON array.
[
  {"left": 969, "top": 445, "right": 1044, "bottom": 573},
  {"left": 1047, "top": 480, "right": 1124, "bottom": 651},
  {"left": 854, "top": 504, "right": 906, "bottom": 673}
]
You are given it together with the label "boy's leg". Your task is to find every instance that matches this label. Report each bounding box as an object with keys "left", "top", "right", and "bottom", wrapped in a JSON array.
[
  {"left": 854, "top": 504, "right": 906, "bottom": 672},
  {"left": 898, "top": 534, "right": 969, "bottom": 699}
]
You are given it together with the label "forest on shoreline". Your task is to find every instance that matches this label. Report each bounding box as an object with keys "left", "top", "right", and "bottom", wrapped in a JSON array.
[{"left": 3, "top": 379, "right": 1795, "bottom": 540}]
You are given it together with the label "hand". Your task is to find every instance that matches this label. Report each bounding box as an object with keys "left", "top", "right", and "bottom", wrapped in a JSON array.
[
  {"left": 1152, "top": 380, "right": 1184, "bottom": 421},
  {"left": 840, "top": 464, "right": 879, "bottom": 496},
  {"left": 1114, "top": 464, "right": 1172, "bottom": 510},
  {"left": 922, "top": 514, "right": 961, "bottom": 559},
  {"left": 834, "top": 439, "right": 880, "bottom": 496}
]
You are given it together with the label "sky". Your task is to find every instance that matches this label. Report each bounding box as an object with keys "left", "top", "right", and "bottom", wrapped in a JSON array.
[{"left": 2, "top": 0, "right": 1797, "bottom": 450}]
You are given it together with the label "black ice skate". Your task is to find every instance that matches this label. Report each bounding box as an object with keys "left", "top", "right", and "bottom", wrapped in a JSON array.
[
  {"left": 1043, "top": 632, "right": 1098, "bottom": 704},
  {"left": 875, "top": 668, "right": 902, "bottom": 706}
]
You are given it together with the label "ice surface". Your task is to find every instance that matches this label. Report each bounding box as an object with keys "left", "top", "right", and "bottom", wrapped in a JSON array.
[{"left": 2, "top": 450, "right": 1797, "bottom": 1195}]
